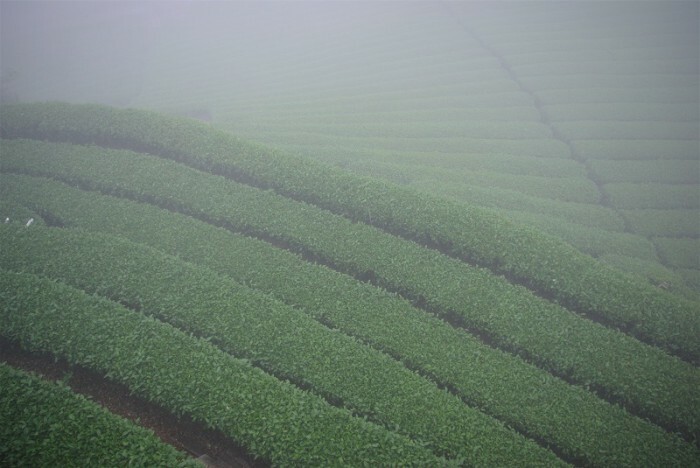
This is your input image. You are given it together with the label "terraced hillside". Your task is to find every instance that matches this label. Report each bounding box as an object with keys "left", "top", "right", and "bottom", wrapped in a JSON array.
[
  {"left": 127, "top": 2, "right": 700, "bottom": 297},
  {"left": 1, "top": 102, "right": 699, "bottom": 466}
]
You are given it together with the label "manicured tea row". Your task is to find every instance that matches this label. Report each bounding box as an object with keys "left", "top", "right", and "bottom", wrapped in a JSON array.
[
  {"left": 510, "top": 54, "right": 696, "bottom": 73},
  {"left": 604, "top": 183, "right": 699, "bottom": 210},
  {"left": 336, "top": 158, "right": 600, "bottom": 203},
  {"left": 680, "top": 269, "right": 700, "bottom": 292},
  {"left": 534, "top": 86, "right": 698, "bottom": 105},
  {"left": 597, "top": 254, "right": 699, "bottom": 303},
  {"left": 0, "top": 225, "right": 558, "bottom": 466},
  {"left": 4, "top": 103, "right": 695, "bottom": 364},
  {"left": 233, "top": 91, "right": 536, "bottom": 115},
  {"left": 243, "top": 120, "right": 553, "bottom": 140},
  {"left": 621, "top": 209, "right": 700, "bottom": 238},
  {"left": 0, "top": 201, "right": 43, "bottom": 228},
  {"left": 589, "top": 159, "right": 699, "bottom": 184},
  {"left": 2, "top": 140, "right": 699, "bottom": 443},
  {"left": 554, "top": 121, "right": 699, "bottom": 141},
  {"left": 228, "top": 105, "right": 543, "bottom": 123},
  {"left": 522, "top": 35, "right": 695, "bottom": 55},
  {"left": 495, "top": 210, "right": 657, "bottom": 261},
  {"left": 0, "top": 269, "right": 447, "bottom": 467},
  {"left": 5, "top": 172, "right": 699, "bottom": 463},
  {"left": 0, "top": 363, "right": 195, "bottom": 467},
  {"left": 654, "top": 237, "right": 700, "bottom": 270},
  {"left": 521, "top": 74, "right": 700, "bottom": 92},
  {"left": 281, "top": 153, "right": 624, "bottom": 233},
  {"left": 317, "top": 147, "right": 586, "bottom": 177},
  {"left": 240, "top": 130, "right": 566, "bottom": 159},
  {"left": 545, "top": 103, "right": 699, "bottom": 123},
  {"left": 573, "top": 140, "right": 699, "bottom": 160}
]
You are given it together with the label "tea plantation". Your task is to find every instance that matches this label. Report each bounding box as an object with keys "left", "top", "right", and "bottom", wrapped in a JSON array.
[{"left": 0, "top": 102, "right": 698, "bottom": 466}]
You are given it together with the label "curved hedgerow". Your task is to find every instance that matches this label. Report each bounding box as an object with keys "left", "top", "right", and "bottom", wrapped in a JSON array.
[
  {"left": 0, "top": 224, "right": 565, "bottom": 466},
  {"left": 0, "top": 269, "right": 449, "bottom": 467},
  {"left": 0, "top": 363, "right": 197, "bottom": 467},
  {"left": 3, "top": 172, "right": 700, "bottom": 463},
  {"left": 1, "top": 102, "right": 697, "bottom": 364},
  {"left": 2, "top": 141, "right": 700, "bottom": 451}
]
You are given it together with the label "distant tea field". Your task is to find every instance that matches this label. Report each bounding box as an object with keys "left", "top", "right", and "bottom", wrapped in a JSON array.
[
  {"left": 213, "top": 3, "right": 700, "bottom": 299},
  {"left": 129, "top": 2, "right": 700, "bottom": 299}
]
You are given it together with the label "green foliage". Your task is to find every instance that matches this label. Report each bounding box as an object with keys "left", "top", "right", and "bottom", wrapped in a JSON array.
[
  {"left": 598, "top": 254, "right": 700, "bottom": 302},
  {"left": 495, "top": 209, "right": 657, "bottom": 260},
  {"left": 0, "top": 269, "right": 445, "bottom": 466},
  {"left": 5, "top": 173, "right": 700, "bottom": 465},
  {"left": 333, "top": 158, "right": 601, "bottom": 203},
  {"left": 0, "top": 363, "right": 195, "bottom": 467},
  {"left": 0, "top": 223, "right": 561, "bottom": 466},
  {"left": 241, "top": 120, "right": 554, "bottom": 140},
  {"left": 0, "top": 200, "right": 44, "bottom": 227},
  {"left": 555, "top": 121, "right": 699, "bottom": 141},
  {"left": 622, "top": 209, "right": 700, "bottom": 238},
  {"left": 604, "top": 183, "right": 700, "bottom": 209},
  {"left": 573, "top": 139, "right": 699, "bottom": 160},
  {"left": 1, "top": 101, "right": 699, "bottom": 465},
  {"left": 535, "top": 86, "right": 698, "bottom": 105},
  {"left": 545, "top": 102, "right": 700, "bottom": 122},
  {"left": 590, "top": 159, "right": 699, "bottom": 184},
  {"left": 2, "top": 103, "right": 697, "bottom": 365},
  {"left": 3, "top": 145, "right": 700, "bottom": 459},
  {"left": 304, "top": 147, "right": 586, "bottom": 177},
  {"left": 654, "top": 237, "right": 700, "bottom": 270}
]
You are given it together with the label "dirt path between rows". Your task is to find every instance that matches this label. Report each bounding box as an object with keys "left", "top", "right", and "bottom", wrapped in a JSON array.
[{"left": 0, "top": 338, "right": 268, "bottom": 468}]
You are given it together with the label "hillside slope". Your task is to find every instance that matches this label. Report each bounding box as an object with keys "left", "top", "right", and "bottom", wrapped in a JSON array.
[{"left": 1, "top": 102, "right": 699, "bottom": 465}]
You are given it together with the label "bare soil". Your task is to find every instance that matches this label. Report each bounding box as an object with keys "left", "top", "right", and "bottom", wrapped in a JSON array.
[{"left": 0, "top": 338, "right": 268, "bottom": 468}]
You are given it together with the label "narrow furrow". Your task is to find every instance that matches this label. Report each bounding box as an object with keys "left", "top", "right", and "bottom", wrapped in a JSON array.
[
  {"left": 0, "top": 339, "right": 261, "bottom": 468},
  {"left": 1, "top": 268, "right": 450, "bottom": 467},
  {"left": 440, "top": 2, "right": 631, "bottom": 236}
]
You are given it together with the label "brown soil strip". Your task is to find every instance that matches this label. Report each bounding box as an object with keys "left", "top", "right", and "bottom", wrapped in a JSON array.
[{"left": 0, "top": 337, "right": 268, "bottom": 468}]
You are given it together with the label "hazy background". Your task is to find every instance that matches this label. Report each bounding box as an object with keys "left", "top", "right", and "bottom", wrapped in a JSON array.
[{"left": 2, "top": 0, "right": 699, "bottom": 296}]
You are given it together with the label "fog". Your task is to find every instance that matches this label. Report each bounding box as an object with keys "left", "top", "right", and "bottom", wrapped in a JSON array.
[
  {"left": 2, "top": 1, "right": 443, "bottom": 105},
  {"left": 2, "top": 1, "right": 697, "bottom": 109}
]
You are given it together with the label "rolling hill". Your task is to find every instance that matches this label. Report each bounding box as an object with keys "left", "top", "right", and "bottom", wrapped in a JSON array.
[{"left": 1, "top": 102, "right": 699, "bottom": 466}]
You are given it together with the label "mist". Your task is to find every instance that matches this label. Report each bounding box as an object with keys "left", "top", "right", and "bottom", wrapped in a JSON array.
[{"left": 2, "top": 0, "right": 699, "bottom": 295}]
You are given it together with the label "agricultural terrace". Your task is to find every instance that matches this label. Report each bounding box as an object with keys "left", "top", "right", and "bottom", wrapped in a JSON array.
[
  {"left": 1, "top": 1, "right": 698, "bottom": 466},
  {"left": 1, "top": 102, "right": 699, "bottom": 466},
  {"left": 175, "top": 2, "right": 695, "bottom": 297}
]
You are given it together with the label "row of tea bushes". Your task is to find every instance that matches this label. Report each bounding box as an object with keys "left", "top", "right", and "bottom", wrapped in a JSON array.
[
  {"left": 243, "top": 120, "right": 554, "bottom": 140},
  {"left": 0, "top": 225, "right": 561, "bottom": 466},
  {"left": 543, "top": 102, "right": 699, "bottom": 122},
  {"left": 1, "top": 103, "right": 696, "bottom": 364},
  {"left": 0, "top": 363, "right": 196, "bottom": 467},
  {"left": 573, "top": 139, "right": 699, "bottom": 161},
  {"left": 621, "top": 209, "right": 700, "bottom": 238},
  {"left": 4, "top": 172, "right": 698, "bottom": 463},
  {"left": 333, "top": 158, "right": 601, "bottom": 203},
  {"left": 589, "top": 159, "right": 699, "bottom": 185},
  {"left": 0, "top": 268, "right": 447, "bottom": 466},
  {"left": 605, "top": 183, "right": 699, "bottom": 210},
  {"left": 2, "top": 139, "right": 699, "bottom": 445}
]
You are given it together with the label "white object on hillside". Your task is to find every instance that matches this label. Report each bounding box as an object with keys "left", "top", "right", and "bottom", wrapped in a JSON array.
[
  {"left": 25, "top": 218, "right": 34, "bottom": 227},
  {"left": 4, "top": 217, "right": 8, "bottom": 223}
]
